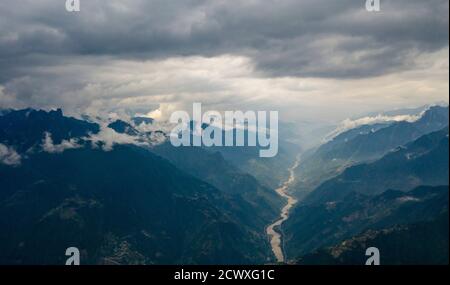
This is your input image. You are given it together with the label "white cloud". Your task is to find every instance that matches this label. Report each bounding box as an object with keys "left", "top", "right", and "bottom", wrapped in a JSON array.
[
  {"left": 85, "top": 124, "right": 148, "bottom": 151},
  {"left": 147, "top": 131, "right": 167, "bottom": 146},
  {"left": 324, "top": 112, "right": 425, "bottom": 141},
  {"left": 0, "top": 143, "right": 21, "bottom": 166},
  {"left": 1, "top": 48, "right": 448, "bottom": 124},
  {"left": 42, "top": 132, "right": 82, "bottom": 153},
  {"left": 133, "top": 118, "right": 172, "bottom": 136}
]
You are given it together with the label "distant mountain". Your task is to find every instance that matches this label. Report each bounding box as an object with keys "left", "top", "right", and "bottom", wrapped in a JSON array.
[
  {"left": 320, "top": 123, "right": 391, "bottom": 152},
  {"left": 284, "top": 185, "right": 449, "bottom": 258},
  {"left": 297, "top": 212, "right": 449, "bottom": 265},
  {"left": 294, "top": 106, "right": 449, "bottom": 196},
  {"left": 108, "top": 117, "right": 301, "bottom": 189},
  {"left": 283, "top": 108, "right": 449, "bottom": 263},
  {"left": 339, "top": 106, "right": 448, "bottom": 161},
  {"left": 305, "top": 127, "right": 449, "bottom": 204},
  {"left": 288, "top": 120, "right": 337, "bottom": 150},
  {"left": 0, "top": 109, "right": 99, "bottom": 152},
  {"left": 151, "top": 143, "right": 283, "bottom": 223},
  {"left": 364, "top": 105, "right": 429, "bottom": 118},
  {"left": 211, "top": 141, "right": 300, "bottom": 189},
  {"left": 0, "top": 145, "right": 274, "bottom": 265},
  {"left": 0, "top": 109, "right": 277, "bottom": 264},
  {"left": 3, "top": 106, "right": 446, "bottom": 265},
  {"left": 172, "top": 120, "right": 301, "bottom": 189},
  {"left": 204, "top": 127, "right": 300, "bottom": 189},
  {"left": 0, "top": 109, "right": 12, "bottom": 116},
  {"left": 132, "top": 117, "right": 154, "bottom": 126},
  {"left": 107, "top": 120, "right": 139, "bottom": 136},
  {"left": 107, "top": 119, "right": 284, "bottom": 222}
]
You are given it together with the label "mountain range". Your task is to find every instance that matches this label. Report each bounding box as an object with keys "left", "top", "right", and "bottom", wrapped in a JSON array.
[
  {"left": 283, "top": 105, "right": 449, "bottom": 264},
  {"left": 297, "top": 211, "right": 448, "bottom": 265},
  {"left": 0, "top": 109, "right": 285, "bottom": 264},
  {"left": 293, "top": 106, "right": 449, "bottom": 198},
  {"left": 0, "top": 105, "right": 448, "bottom": 265}
]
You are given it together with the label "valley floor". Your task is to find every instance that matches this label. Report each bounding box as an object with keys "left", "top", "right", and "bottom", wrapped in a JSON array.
[{"left": 266, "top": 155, "right": 301, "bottom": 262}]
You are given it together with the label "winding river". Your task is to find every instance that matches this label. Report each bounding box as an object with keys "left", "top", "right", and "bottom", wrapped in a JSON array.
[{"left": 266, "top": 155, "right": 301, "bottom": 263}]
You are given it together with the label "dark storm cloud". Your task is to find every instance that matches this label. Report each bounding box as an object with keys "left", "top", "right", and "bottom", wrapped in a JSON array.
[{"left": 0, "top": 0, "right": 448, "bottom": 79}]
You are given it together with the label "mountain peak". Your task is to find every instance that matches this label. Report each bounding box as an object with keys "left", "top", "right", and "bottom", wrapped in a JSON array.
[
  {"left": 107, "top": 120, "right": 138, "bottom": 136},
  {"left": 49, "top": 108, "right": 63, "bottom": 117}
]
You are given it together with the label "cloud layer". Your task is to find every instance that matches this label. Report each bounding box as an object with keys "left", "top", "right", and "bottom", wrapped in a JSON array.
[
  {"left": 0, "top": 143, "right": 21, "bottom": 166},
  {"left": 42, "top": 132, "right": 81, "bottom": 153},
  {"left": 325, "top": 111, "right": 425, "bottom": 141},
  {"left": 0, "top": 0, "right": 448, "bottom": 122}
]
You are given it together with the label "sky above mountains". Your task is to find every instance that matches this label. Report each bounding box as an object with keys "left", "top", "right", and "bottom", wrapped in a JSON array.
[{"left": 0, "top": 0, "right": 448, "bottom": 122}]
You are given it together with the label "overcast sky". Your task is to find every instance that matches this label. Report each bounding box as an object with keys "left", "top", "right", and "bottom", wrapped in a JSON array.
[{"left": 0, "top": 0, "right": 448, "bottom": 122}]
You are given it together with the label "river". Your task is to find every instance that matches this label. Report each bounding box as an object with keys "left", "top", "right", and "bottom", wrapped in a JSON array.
[{"left": 266, "top": 155, "right": 301, "bottom": 263}]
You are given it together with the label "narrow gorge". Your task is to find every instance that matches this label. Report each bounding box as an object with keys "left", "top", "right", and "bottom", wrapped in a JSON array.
[{"left": 266, "top": 156, "right": 301, "bottom": 263}]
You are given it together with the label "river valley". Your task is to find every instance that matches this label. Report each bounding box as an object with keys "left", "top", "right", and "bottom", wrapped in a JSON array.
[{"left": 266, "top": 155, "right": 301, "bottom": 263}]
